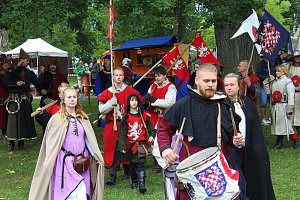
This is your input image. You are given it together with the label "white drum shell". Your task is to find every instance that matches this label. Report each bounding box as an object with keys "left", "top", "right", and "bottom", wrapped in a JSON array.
[{"left": 176, "top": 147, "right": 240, "bottom": 200}]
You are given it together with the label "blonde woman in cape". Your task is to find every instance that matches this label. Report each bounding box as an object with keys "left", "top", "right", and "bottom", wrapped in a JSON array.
[{"left": 29, "top": 87, "right": 104, "bottom": 200}]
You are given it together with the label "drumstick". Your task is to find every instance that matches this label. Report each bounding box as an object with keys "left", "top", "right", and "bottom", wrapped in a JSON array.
[
  {"left": 229, "top": 108, "right": 238, "bottom": 136},
  {"left": 172, "top": 117, "right": 186, "bottom": 154},
  {"left": 31, "top": 100, "right": 58, "bottom": 117}
]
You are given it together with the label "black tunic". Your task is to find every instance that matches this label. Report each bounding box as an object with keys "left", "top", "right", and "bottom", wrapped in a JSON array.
[
  {"left": 3, "top": 66, "right": 40, "bottom": 140},
  {"left": 228, "top": 97, "right": 275, "bottom": 200}
]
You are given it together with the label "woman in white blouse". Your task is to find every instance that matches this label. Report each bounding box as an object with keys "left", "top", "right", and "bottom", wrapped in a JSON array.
[{"left": 224, "top": 73, "right": 275, "bottom": 200}]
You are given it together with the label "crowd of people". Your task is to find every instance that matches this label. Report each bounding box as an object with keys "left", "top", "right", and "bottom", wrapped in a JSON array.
[{"left": 0, "top": 46, "right": 299, "bottom": 200}]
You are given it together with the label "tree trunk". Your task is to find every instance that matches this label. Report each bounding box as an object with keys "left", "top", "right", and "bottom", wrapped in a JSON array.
[{"left": 214, "top": 25, "right": 258, "bottom": 74}]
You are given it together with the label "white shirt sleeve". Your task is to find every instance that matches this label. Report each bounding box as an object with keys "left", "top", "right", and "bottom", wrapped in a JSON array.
[
  {"left": 150, "top": 84, "right": 177, "bottom": 108},
  {"left": 98, "top": 101, "right": 114, "bottom": 115}
]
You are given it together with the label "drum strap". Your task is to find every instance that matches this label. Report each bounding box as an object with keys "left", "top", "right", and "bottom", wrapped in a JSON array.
[{"left": 217, "top": 102, "right": 222, "bottom": 148}]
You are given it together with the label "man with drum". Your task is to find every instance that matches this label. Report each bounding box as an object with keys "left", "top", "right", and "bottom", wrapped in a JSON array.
[
  {"left": 157, "top": 63, "right": 244, "bottom": 199},
  {"left": 4, "top": 48, "right": 40, "bottom": 151},
  {"left": 289, "top": 50, "right": 300, "bottom": 141}
]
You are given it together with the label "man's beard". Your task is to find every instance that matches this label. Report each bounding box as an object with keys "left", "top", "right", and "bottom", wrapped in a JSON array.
[
  {"left": 199, "top": 88, "right": 215, "bottom": 99},
  {"left": 50, "top": 68, "right": 56, "bottom": 73}
]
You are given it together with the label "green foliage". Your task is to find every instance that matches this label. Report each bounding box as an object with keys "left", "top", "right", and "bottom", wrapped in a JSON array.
[
  {"left": 202, "top": 25, "right": 215, "bottom": 48},
  {"left": 50, "top": 22, "right": 79, "bottom": 57},
  {"left": 265, "top": 0, "right": 291, "bottom": 30}
]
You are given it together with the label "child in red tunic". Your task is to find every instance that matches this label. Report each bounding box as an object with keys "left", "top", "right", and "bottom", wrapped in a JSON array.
[{"left": 118, "top": 94, "right": 156, "bottom": 194}]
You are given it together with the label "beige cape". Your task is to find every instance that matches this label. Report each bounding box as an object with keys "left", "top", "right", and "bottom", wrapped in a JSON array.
[{"left": 29, "top": 113, "right": 104, "bottom": 200}]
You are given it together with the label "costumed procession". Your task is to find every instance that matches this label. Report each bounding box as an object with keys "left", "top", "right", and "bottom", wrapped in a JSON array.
[{"left": 1, "top": 1, "right": 300, "bottom": 200}]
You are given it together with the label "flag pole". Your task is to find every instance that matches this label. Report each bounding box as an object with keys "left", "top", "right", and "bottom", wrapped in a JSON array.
[
  {"left": 109, "top": 0, "right": 117, "bottom": 131},
  {"left": 267, "top": 60, "right": 273, "bottom": 125},
  {"left": 133, "top": 41, "right": 191, "bottom": 88},
  {"left": 132, "top": 59, "right": 162, "bottom": 87},
  {"left": 244, "top": 44, "right": 255, "bottom": 96}
]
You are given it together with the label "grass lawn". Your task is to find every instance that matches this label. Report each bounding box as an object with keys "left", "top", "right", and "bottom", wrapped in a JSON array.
[{"left": 0, "top": 78, "right": 299, "bottom": 199}]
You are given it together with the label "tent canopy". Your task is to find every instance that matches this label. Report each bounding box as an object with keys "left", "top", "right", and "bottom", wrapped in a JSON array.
[
  {"left": 114, "top": 35, "right": 177, "bottom": 51},
  {"left": 292, "top": 27, "right": 300, "bottom": 51},
  {"left": 4, "top": 38, "right": 68, "bottom": 58}
]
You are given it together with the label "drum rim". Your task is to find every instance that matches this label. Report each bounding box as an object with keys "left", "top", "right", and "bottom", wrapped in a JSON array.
[
  {"left": 176, "top": 147, "right": 219, "bottom": 172},
  {"left": 6, "top": 99, "right": 20, "bottom": 114}
]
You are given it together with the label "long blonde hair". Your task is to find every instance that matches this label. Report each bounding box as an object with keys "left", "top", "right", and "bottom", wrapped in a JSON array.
[{"left": 59, "top": 87, "right": 88, "bottom": 120}]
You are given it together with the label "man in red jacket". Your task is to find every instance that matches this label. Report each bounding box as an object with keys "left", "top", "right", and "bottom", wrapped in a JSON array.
[{"left": 98, "top": 67, "right": 141, "bottom": 185}]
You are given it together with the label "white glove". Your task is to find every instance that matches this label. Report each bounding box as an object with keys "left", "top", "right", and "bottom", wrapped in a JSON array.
[{"left": 108, "top": 96, "right": 117, "bottom": 107}]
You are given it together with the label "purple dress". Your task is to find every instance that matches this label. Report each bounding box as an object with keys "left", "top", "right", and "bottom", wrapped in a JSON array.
[{"left": 51, "top": 117, "right": 91, "bottom": 200}]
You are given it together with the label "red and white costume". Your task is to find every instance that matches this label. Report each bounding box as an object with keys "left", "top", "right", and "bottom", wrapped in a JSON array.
[
  {"left": 147, "top": 79, "right": 177, "bottom": 129},
  {"left": 98, "top": 83, "right": 141, "bottom": 167},
  {"left": 289, "top": 65, "right": 300, "bottom": 126},
  {"left": 125, "top": 113, "right": 149, "bottom": 154}
]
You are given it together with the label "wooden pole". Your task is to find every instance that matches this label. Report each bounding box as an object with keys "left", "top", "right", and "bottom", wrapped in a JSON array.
[
  {"left": 229, "top": 108, "right": 238, "bottom": 136},
  {"left": 173, "top": 117, "right": 186, "bottom": 154},
  {"left": 92, "top": 114, "right": 103, "bottom": 124},
  {"left": 138, "top": 109, "right": 150, "bottom": 136},
  {"left": 267, "top": 60, "right": 273, "bottom": 125},
  {"left": 133, "top": 43, "right": 190, "bottom": 88},
  {"left": 132, "top": 59, "right": 162, "bottom": 87},
  {"left": 31, "top": 100, "right": 58, "bottom": 117},
  {"left": 166, "top": 44, "right": 191, "bottom": 73},
  {"left": 109, "top": 0, "right": 117, "bottom": 131}
]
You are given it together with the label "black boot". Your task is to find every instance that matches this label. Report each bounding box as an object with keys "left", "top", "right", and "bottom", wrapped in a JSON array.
[
  {"left": 8, "top": 140, "right": 15, "bottom": 152},
  {"left": 18, "top": 140, "right": 24, "bottom": 151},
  {"left": 131, "top": 179, "right": 138, "bottom": 189},
  {"left": 106, "top": 174, "right": 116, "bottom": 186},
  {"left": 293, "top": 139, "right": 300, "bottom": 149},
  {"left": 131, "top": 166, "right": 138, "bottom": 189},
  {"left": 274, "top": 136, "right": 283, "bottom": 149},
  {"left": 138, "top": 171, "right": 147, "bottom": 194},
  {"left": 121, "top": 164, "right": 130, "bottom": 180}
]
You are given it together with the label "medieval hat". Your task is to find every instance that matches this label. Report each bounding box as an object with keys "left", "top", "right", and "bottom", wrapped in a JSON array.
[
  {"left": 48, "top": 60, "right": 58, "bottom": 66},
  {"left": 122, "top": 58, "right": 131, "bottom": 66},
  {"left": 291, "top": 50, "right": 300, "bottom": 60},
  {"left": 0, "top": 53, "right": 6, "bottom": 63},
  {"left": 19, "top": 48, "right": 30, "bottom": 59}
]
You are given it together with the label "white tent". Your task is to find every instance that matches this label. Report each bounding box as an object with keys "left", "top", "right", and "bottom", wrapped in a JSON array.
[
  {"left": 292, "top": 27, "right": 300, "bottom": 51},
  {"left": 4, "top": 38, "right": 68, "bottom": 74},
  {"left": 4, "top": 38, "right": 67, "bottom": 57}
]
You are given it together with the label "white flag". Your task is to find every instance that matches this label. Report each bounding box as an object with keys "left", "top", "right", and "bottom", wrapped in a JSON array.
[{"left": 231, "top": 9, "right": 261, "bottom": 53}]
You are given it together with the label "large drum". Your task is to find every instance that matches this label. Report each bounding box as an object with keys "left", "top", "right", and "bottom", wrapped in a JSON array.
[{"left": 176, "top": 147, "right": 240, "bottom": 200}]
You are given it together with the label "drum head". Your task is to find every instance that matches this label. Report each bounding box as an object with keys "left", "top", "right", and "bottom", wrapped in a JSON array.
[
  {"left": 177, "top": 147, "right": 219, "bottom": 170},
  {"left": 6, "top": 100, "right": 20, "bottom": 114}
]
